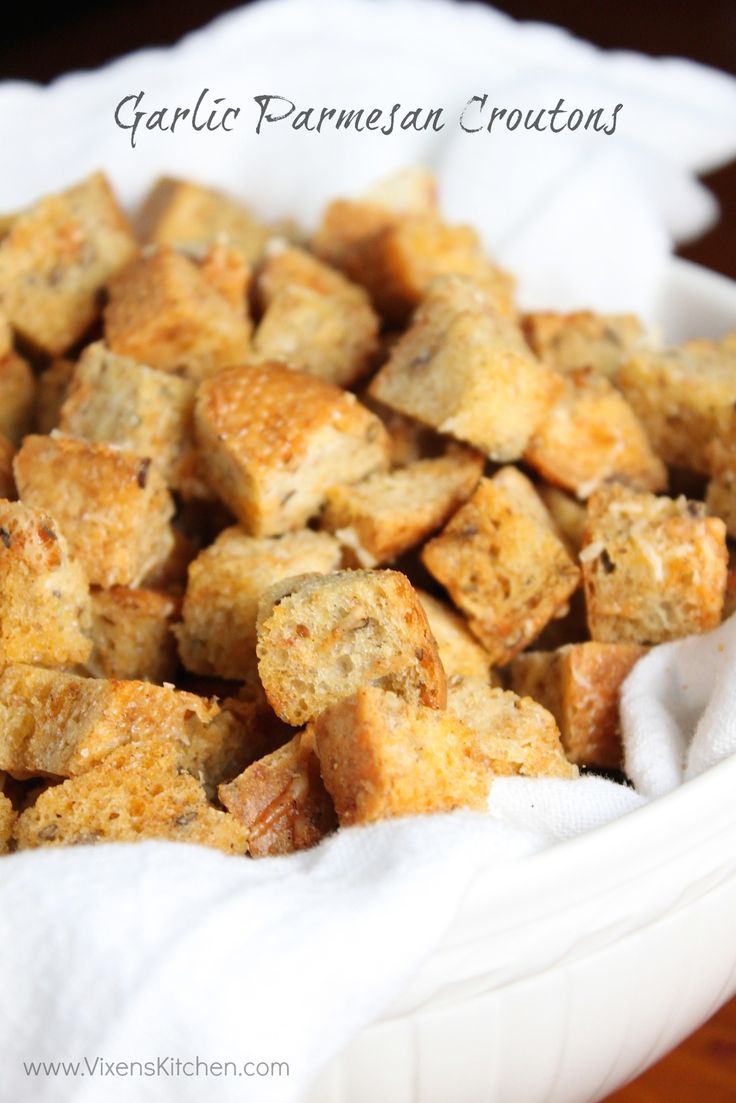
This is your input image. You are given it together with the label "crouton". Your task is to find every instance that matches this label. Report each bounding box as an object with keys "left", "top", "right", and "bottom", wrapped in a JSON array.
[
  {"left": 218, "top": 729, "right": 336, "bottom": 857},
  {"left": 313, "top": 686, "right": 489, "bottom": 825},
  {"left": 0, "top": 500, "right": 91, "bottom": 670},
  {"left": 13, "top": 742, "right": 248, "bottom": 855},
  {"left": 176, "top": 527, "right": 342, "bottom": 680},
  {"left": 706, "top": 416, "right": 736, "bottom": 539},
  {"left": 0, "top": 791, "right": 16, "bottom": 854},
  {"left": 0, "top": 173, "right": 137, "bottom": 355},
  {"left": 368, "top": 276, "right": 561, "bottom": 460},
  {"left": 0, "top": 351, "right": 35, "bottom": 445},
  {"left": 321, "top": 446, "right": 483, "bottom": 566},
  {"left": 510, "top": 642, "right": 645, "bottom": 769},
  {"left": 252, "top": 246, "right": 379, "bottom": 387},
  {"left": 617, "top": 343, "right": 736, "bottom": 474},
  {"left": 256, "top": 569, "right": 447, "bottom": 725},
  {"left": 362, "top": 166, "right": 439, "bottom": 215},
  {"left": 537, "top": 485, "right": 587, "bottom": 553},
  {"left": 0, "top": 436, "right": 15, "bottom": 500},
  {"left": 422, "top": 470, "right": 580, "bottom": 665},
  {"left": 35, "top": 358, "right": 75, "bottom": 434},
  {"left": 136, "top": 177, "right": 271, "bottom": 263},
  {"left": 446, "top": 677, "right": 578, "bottom": 778},
  {"left": 199, "top": 241, "right": 251, "bottom": 310},
  {"left": 104, "top": 246, "right": 251, "bottom": 381},
  {"left": 59, "top": 342, "right": 203, "bottom": 496},
  {"left": 524, "top": 368, "right": 666, "bottom": 498},
  {"left": 523, "top": 310, "right": 647, "bottom": 378},
  {"left": 14, "top": 433, "right": 175, "bottom": 588},
  {"left": 416, "top": 590, "right": 495, "bottom": 683},
  {"left": 83, "top": 587, "right": 179, "bottom": 683},
  {"left": 194, "top": 363, "right": 390, "bottom": 536},
  {"left": 581, "top": 484, "right": 727, "bottom": 644}
]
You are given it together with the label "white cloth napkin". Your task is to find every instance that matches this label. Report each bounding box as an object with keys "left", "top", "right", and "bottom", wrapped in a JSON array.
[{"left": 2, "top": 1, "right": 736, "bottom": 1100}]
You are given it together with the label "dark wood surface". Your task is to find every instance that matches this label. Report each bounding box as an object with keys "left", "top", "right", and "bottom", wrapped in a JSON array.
[{"left": 1, "top": 3, "right": 735, "bottom": 1098}]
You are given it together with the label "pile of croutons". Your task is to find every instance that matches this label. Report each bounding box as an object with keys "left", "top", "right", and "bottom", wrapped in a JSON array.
[{"left": 0, "top": 167, "right": 733, "bottom": 859}]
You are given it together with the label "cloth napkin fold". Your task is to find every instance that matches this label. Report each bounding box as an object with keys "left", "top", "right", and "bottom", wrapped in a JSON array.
[{"left": 2, "top": 1, "right": 736, "bottom": 1100}]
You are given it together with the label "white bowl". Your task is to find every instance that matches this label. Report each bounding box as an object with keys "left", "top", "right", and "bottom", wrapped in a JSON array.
[{"left": 306, "top": 258, "right": 736, "bottom": 1103}]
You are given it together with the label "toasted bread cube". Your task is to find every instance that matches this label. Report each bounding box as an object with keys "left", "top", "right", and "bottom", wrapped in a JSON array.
[
  {"left": 218, "top": 729, "right": 336, "bottom": 857},
  {"left": 617, "top": 344, "right": 736, "bottom": 474},
  {"left": 538, "top": 485, "right": 587, "bottom": 553},
  {"left": 59, "top": 342, "right": 202, "bottom": 495},
  {"left": 83, "top": 587, "right": 179, "bottom": 683},
  {"left": 416, "top": 590, "right": 495, "bottom": 683},
  {"left": 199, "top": 242, "right": 251, "bottom": 310},
  {"left": 36, "top": 358, "right": 75, "bottom": 434},
  {"left": 14, "top": 434, "right": 175, "bottom": 588},
  {"left": 195, "top": 363, "right": 389, "bottom": 536},
  {"left": 523, "top": 311, "right": 647, "bottom": 378},
  {"left": 524, "top": 368, "right": 666, "bottom": 498},
  {"left": 13, "top": 742, "right": 248, "bottom": 854},
  {"left": 446, "top": 677, "right": 577, "bottom": 778},
  {"left": 510, "top": 643, "right": 645, "bottom": 769},
  {"left": 176, "top": 527, "right": 342, "bottom": 680},
  {"left": 0, "top": 790, "right": 15, "bottom": 853},
  {"left": 321, "top": 446, "right": 483, "bottom": 567},
  {"left": 314, "top": 686, "right": 490, "bottom": 825},
  {"left": 0, "top": 351, "right": 35, "bottom": 445},
  {"left": 256, "top": 569, "right": 447, "bottom": 726},
  {"left": 137, "top": 177, "right": 271, "bottom": 263},
  {"left": 0, "top": 436, "right": 15, "bottom": 500},
  {"left": 422, "top": 470, "right": 580, "bottom": 665},
  {"left": 581, "top": 484, "right": 727, "bottom": 644},
  {"left": 0, "top": 173, "right": 137, "bottom": 355},
  {"left": 104, "top": 246, "right": 251, "bottom": 381},
  {"left": 0, "top": 501, "right": 91, "bottom": 669},
  {"left": 706, "top": 418, "right": 736, "bottom": 539},
  {"left": 252, "top": 246, "right": 379, "bottom": 387},
  {"left": 369, "top": 277, "right": 560, "bottom": 460}
]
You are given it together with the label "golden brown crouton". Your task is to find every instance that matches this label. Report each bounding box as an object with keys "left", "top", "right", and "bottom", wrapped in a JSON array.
[
  {"left": 581, "top": 484, "right": 727, "bottom": 645},
  {"left": 59, "top": 342, "right": 203, "bottom": 496},
  {"left": 35, "top": 358, "right": 75, "bottom": 434},
  {"left": 422, "top": 470, "right": 580, "bottom": 665},
  {"left": 415, "top": 590, "right": 495, "bottom": 684},
  {"left": 0, "top": 436, "right": 15, "bottom": 500},
  {"left": 369, "top": 276, "right": 561, "bottom": 460},
  {"left": 617, "top": 343, "right": 736, "bottom": 474},
  {"left": 523, "top": 311, "right": 647, "bottom": 378},
  {"left": 537, "top": 485, "right": 588, "bottom": 554},
  {"left": 313, "top": 686, "right": 489, "bottom": 825},
  {"left": 199, "top": 241, "right": 251, "bottom": 310},
  {"left": 446, "top": 677, "right": 577, "bottom": 778},
  {"left": 256, "top": 569, "right": 447, "bottom": 726},
  {"left": 706, "top": 416, "right": 736, "bottom": 539},
  {"left": 83, "top": 587, "right": 179, "bottom": 683},
  {"left": 252, "top": 246, "right": 379, "bottom": 387},
  {"left": 14, "top": 742, "right": 248, "bottom": 855},
  {"left": 0, "top": 790, "right": 16, "bottom": 853},
  {"left": 104, "top": 246, "right": 251, "bottom": 381},
  {"left": 321, "top": 446, "right": 484, "bottom": 566},
  {"left": 137, "top": 177, "right": 271, "bottom": 263},
  {"left": 218, "top": 729, "right": 336, "bottom": 857},
  {"left": 524, "top": 368, "right": 666, "bottom": 498},
  {"left": 0, "top": 500, "right": 91, "bottom": 670},
  {"left": 0, "top": 351, "right": 35, "bottom": 445},
  {"left": 194, "top": 363, "right": 390, "bottom": 536},
  {"left": 176, "top": 527, "right": 342, "bottom": 681},
  {"left": 14, "top": 433, "right": 175, "bottom": 588},
  {"left": 510, "top": 642, "right": 645, "bottom": 769},
  {"left": 0, "top": 173, "right": 137, "bottom": 355}
]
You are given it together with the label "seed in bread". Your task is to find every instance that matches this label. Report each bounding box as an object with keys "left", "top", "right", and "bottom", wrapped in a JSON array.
[
  {"left": 321, "top": 445, "right": 484, "bottom": 566},
  {"left": 13, "top": 742, "right": 248, "bottom": 855},
  {"left": 0, "top": 173, "right": 137, "bottom": 355},
  {"left": 136, "top": 176, "right": 271, "bottom": 263},
  {"left": 313, "top": 686, "right": 489, "bottom": 825},
  {"left": 0, "top": 791, "right": 15, "bottom": 854},
  {"left": 176, "top": 527, "right": 342, "bottom": 681},
  {"left": 0, "top": 351, "right": 35, "bottom": 446},
  {"left": 218, "top": 728, "right": 337, "bottom": 857},
  {"left": 617, "top": 343, "right": 736, "bottom": 474},
  {"left": 104, "top": 245, "right": 251, "bottom": 381},
  {"left": 509, "top": 642, "right": 645, "bottom": 769},
  {"left": 83, "top": 587, "right": 179, "bottom": 683},
  {"left": 523, "top": 310, "right": 647, "bottom": 378},
  {"left": 581, "top": 484, "right": 727, "bottom": 645},
  {"left": 368, "top": 276, "right": 561, "bottom": 460},
  {"left": 0, "top": 436, "right": 15, "bottom": 500},
  {"left": 256, "top": 569, "right": 447, "bottom": 726},
  {"left": 524, "top": 367, "right": 666, "bottom": 498},
  {"left": 422, "top": 469, "right": 581, "bottom": 665},
  {"left": 0, "top": 500, "right": 91, "bottom": 670},
  {"left": 446, "top": 677, "right": 578, "bottom": 779},
  {"left": 416, "top": 590, "right": 497, "bottom": 684},
  {"left": 14, "top": 433, "right": 175, "bottom": 588},
  {"left": 194, "top": 362, "right": 390, "bottom": 536}
]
